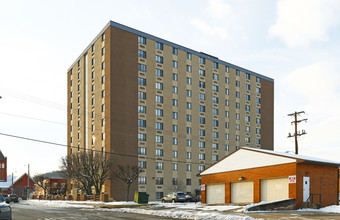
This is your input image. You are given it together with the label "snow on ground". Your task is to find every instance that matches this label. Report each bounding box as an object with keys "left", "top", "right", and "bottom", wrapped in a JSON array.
[{"left": 22, "top": 200, "right": 340, "bottom": 219}]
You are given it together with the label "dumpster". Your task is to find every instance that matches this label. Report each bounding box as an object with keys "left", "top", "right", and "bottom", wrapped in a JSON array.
[{"left": 134, "top": 192, "right": 149, "bottom": 204}]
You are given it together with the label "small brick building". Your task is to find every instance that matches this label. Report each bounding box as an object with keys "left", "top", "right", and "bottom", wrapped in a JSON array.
[
  {"left": 200, "top": 147, "right": 340, "bottom": 208},
  {"left": 0, "top": 151, "right": 7, "bottom": 182}
]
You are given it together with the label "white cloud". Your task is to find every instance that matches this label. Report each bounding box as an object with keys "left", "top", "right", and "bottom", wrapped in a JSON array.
[
  {"left": 269, "top": 0, "right": 340, "bottom": 47},
  {"left": 205, "top": 0, "right": 232, "bottom": 19},
  {"left": 190, "top": 18, "right": 228, "bottom": 39}
]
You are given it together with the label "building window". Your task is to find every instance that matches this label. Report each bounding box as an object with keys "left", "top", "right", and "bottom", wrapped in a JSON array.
[
  {"left": 186, "top": 102, "right": 192, "bottom": 109},
  {"left": 213, "top": 62, "right": 218, "bottom": 69},
  {"left": 245, "top": 84, "right": 250, "bottom": 90},
  {"left": 172, "top": 163, "right": 178, "bottom": 171},
  {"left": 186, "top": 127, "right": 192, "bottom": 134},
  {"left": 256, "top": 98, "right": 261, "bottom": 104},
  {"left": 199, "top": 165, "right": 205, "bottom": 172},
  {"left": 256, "top": 128, "right": 261, "bottom": 134},
  {"left": 199, "top": 105, "right": 205, "bottom": 112},
  {"left": 138, "top": 64, "right": 146, "bottom": 72},
  {"left": 101, "top": 61, "right": 105, "bottom": 70},
  {"left": 225, "top": 66, "right": 229, "bottom": 72},
  {"left": 245, "top": 105, "right": 250, "bottom": 111},
  {"left": 156, "top": 192, "right": 164, "bottom": 199},
  {"left": 186, "top": 152, "right": 192, "bottom": 159},
  {"left": 138, "top": 105, "right": 146, "bottom": 113},
  {"left": 172, "top": 86, "right": 178, "bottom": 94},
  {"left": 172, "top": 138, "right": 178, "bottom": 145},
  {"left": 236, "top": 80, "right": 240, "bottom": 87},
  {"left": 245, "top": 126, "right": 250, "bottom": 132},
  {"left": 225, "top": 111, "right": 229, "bottom": 118},
  {"left": 156, "top": 95, "right": 163, "bottom": 103},
  {"left": 199, "top": 129, "right": 205, "bottom": 136},
  {"left": 156, "top": 149, "right": 163, "bottom": 156},
  {"left": 138, "top": 119, "right": 146, "bottom": 127},
  {"left": 138, "top": 92, "right": 146, "bottom": 100},
  {"left": 156, "top": 69, "right": 163, "bottom": 77},
  {"left": 186, "top": 139, "right": 192, "bottom": 147},
  {"left": 156, "top": 82, "right": 163, "bottom": 90},
  {"left": 186, "top": 179, "right": 191, "bottom": 185},
  {"left": 138, "top": 177, "right": 146, "bottom": 184},
  {"left": 102, "top": 104, "right": 105, "bottom": 112},
  {"left": 213, "top": 120, "right": 218, "bottom": 127},
  {"left": 199, "top": 117, "right": 205, "bottom": 124},
  {"left": 256, "top": 118, "right": 261, "bottom": 124},
  {"left": 138, "top": 36, "right": 146, "bottom": 44},
  {"left": 236, "top": 102, "right": 240, "bottom": 109},
  {"left": 172, "top": 125, "right": 178, "bottom": 132},
  {"left": 236, "top": 91, "right": 240, "bottom": 98},
  {"left": 156, "top": 55, "right": 163, "bottom": 63},
  {"left": 256, "top": 77, "right": 261, "bottom": 83},
  {"left": 199, "top": 69, "right": 205, "bottom": 76},
  {"left": 172, "top": 99, "right": 178, "bottom": 107},
  {"left": 245, "top": 137, "right": 250, "bottom": 143},
  {"left": 102, "top": 48, "right": 105, "bottom": 56},
  {"left": 212, "top": 143, "right": 218, "bottom": 149},
  {"left": 173, "top": 48, "right": 178, "bottom": 55},
  {"left": 212, "top": 131, "right": 218, "bottom": 138},
  {"left": 245, "top": 94, "right": 251, "bottom": 101},
  {"left": 172, "top": 60, "right": 178, "bottom": 68},
  {"left": 186, "top": 90, "right": 192, "bottom": 97},
  {"left": 225, "top": 77, "right": 229, "bottom": 84},
  {"left": 156, "top": 122, "right": 163, "bottom": 130},
  {"left": 156, "top": 178, "right": 163, "bottom": 185},
  {"left": 172, "top": 178, "right": 178, "bottom": 185},
  {"left": 101, "top": 90, "right": 105, "bottom": 98},
  {"left": 212, "top": 85, "right": 218, "bottom": 92},
  {"left": 173, "top": 112, "right": 178, "bottom": 119},
  {"left": 213, "top": 73, "right": 219, "bottom": 80},
  {"left": 138, "top": 50, "right": 146, "bottom": 58},
  {"left": 156, "top": 162, "right": 164, "bottom": 170},
  {"left": 156, "top": 109, "right": 163, "bottom": 116},
  {"left": 156, "top": 135, "right": 163, "bottom": 143},
  {"left": 138, "top": 133, "right": 146, "bottom": 141},
  {"left": 256, "top": 87, "right": 261, "bottom": 93},
  {"left": 212, "top": 155, "right": 218, "bottom": 161},
  {"left": 212, "top": 108, "right": 218, "bottom": 115},
  {"left": 256, "top": 138, "right": 261, "bottom": 144},
  {"left": 187, "top": 52, "right": 192, "bottom": 60},
  {"left": 236, "top": 113, "right": 240, "bottom": 120},
  {"left": 156, "top": 42, "right": 163, "bottom": 50},
  {"left": 186, "top": 65, "right": 192, "bottom": 72},
  {"left": 236, "top": 69, "right": 240, "bottom": 76},
  {"left": 138, "top": 77, "right": 146, "bottom": 86},
  {"left": 225, "top": 133, "right": 229, "bottom": 140},
  {"left": 138, "top": 161, "right": 146, "bottom": 169},
  {"left": 91, "top": 44, "right": 95, "bottom": 52},
  {"left": 199, "top": 57, "right": 205, "bottom": 64},
  {"left": 246, "top": 73, "right": 251, "bottom": 80},
  {"left": 225, "top": 145, "right": 229, "bottom": 151},
  {"left": 186, "top": 77, "right": 192, "bottom": 85},
  {"left": 199, "top": 93, "right": 205, "bottom": 100},
  {"left": 186, "top": 114, "right": 191, "bottom": 122},
  {"left": 199, "top": 81, "right": 205, "bottom": 88},
  {"left": 102, "top": 75, "right": 105, "bottom": 84},
  {"left": 199, "top": 153, "right": 205, "bottom": 160},
  {"left": 102, "top": 33, "right": 105, "bottom": 41},
  {"left": 199, "top": 141, "right": 205, "bottom": 148},
  {"left": 186, "top": 164, "right": 192, "bottom": 171},
  {"left": 138, "top": 147, "right": 146, "bottom": 155},
  {"left": 172, "top": 73, "right": 178, "bottom": 81}
]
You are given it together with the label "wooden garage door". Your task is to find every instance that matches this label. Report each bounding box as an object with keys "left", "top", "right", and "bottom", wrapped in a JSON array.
[
  {"left": 206, "top": 183, "right": 225, "bottom": 204},
  {"left": 231, "top": 181, "right": 254, "bottom": 204},
  {"left": 261, "top": 177, "right": 289, "bottom": 202}
]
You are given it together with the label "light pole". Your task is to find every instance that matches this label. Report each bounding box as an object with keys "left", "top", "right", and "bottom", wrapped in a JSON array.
[{"left": 25, "top": 164, "right": 30, "bottom": 198}]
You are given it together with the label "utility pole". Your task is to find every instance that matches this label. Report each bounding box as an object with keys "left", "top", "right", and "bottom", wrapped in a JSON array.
[{"left": 288, "top": 111, "right": 307, "bottom": 154}]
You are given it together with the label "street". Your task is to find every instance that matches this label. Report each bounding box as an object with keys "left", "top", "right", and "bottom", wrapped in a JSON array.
[{"left": 11, "top": 203, "right": 176, "bottom": 220}]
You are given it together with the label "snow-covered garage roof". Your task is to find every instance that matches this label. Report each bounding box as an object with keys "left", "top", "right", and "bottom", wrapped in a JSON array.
[{"left": 201, "top": 147, "right": 340, "bottom": 176}]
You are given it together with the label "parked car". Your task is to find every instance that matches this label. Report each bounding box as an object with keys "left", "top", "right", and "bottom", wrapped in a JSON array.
[
  {"left": 0, "top": 194, "right": 12, "bottom": 220},
  {"left": 6, "top": 195, "right": 18, "bottom": 203},
  {"left": 161, "top": 192, "right": 186, "bottom": 203},
  {"left": 185, "top": 193, "right": 196, "bottom": 202}
]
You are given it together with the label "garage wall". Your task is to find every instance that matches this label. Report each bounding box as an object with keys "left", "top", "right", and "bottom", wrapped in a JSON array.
[
  {"left": 296, "top": 163, "right": 339, "bottom": 208},
  {"left": 201, "top": 163, "right": 297, "bottom": 204}
]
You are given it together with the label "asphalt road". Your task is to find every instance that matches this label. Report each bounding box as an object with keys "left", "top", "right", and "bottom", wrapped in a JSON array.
[{"left": 11, "top": 203, "right": 176, "bottom": 220}]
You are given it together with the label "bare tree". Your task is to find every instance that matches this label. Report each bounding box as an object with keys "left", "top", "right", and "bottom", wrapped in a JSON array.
[
  {"left": 33, "top": 174, "right": 49, "bottom": 197},
  {"left": 167, "top": 179, "right": 186, "bottom": 192},
  {"left": 112, "top": 164, "right": 144, "bottom": 201},
  {"left": 60, "top": 150, "right": 113, "bottom": 195}
]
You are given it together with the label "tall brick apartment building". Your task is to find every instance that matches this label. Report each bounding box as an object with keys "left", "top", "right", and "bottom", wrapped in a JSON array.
[{"left": 67, "top": 21, "right": 274, "bottom": 201}]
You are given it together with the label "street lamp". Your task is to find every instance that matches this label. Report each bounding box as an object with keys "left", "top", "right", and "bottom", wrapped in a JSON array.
[{"left": 24, "top": 164, "right": 30, "bottom": 199}]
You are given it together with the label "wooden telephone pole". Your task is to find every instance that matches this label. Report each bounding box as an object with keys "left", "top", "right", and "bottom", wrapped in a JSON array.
[{"left": 288, "top": 111, "right": 307, "bottom": 154}]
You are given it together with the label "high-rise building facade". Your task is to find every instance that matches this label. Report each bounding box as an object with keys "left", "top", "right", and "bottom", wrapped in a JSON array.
[{"left": 67, "top": 21, "right": 274, "bottom": 201}]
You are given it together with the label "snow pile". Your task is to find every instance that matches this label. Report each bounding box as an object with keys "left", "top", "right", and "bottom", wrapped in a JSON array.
[
  {"left": 24, "top": 200, "right": 94, "bottom": 208},
  {"left": 298, "top": 205, "right": 340, "bottom": 213},
  {"left": 99, "top": 207, "right": 254, "bottom": 220}
]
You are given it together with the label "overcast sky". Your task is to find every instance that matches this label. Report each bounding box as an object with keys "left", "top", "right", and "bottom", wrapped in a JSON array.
[{"left": 1, "top": 0, "right": 340, "bottom": 176}]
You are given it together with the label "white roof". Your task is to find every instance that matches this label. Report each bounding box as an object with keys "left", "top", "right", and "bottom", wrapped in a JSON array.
[
  {"left": 201, "top": 147, "right": 340, "bottom": 176},
  {"left": 0, "top": 175, "right": 18, "bottom": 188}
]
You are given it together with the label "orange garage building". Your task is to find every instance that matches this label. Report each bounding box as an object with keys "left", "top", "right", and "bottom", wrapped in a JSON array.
[{"left": 200, "top": 147, "right": 340, "bottom": 209}]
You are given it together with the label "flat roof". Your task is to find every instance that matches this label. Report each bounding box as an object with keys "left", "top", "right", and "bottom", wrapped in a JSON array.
[{"left": 68, "top": 21, "right": 274, "bottom": 83}]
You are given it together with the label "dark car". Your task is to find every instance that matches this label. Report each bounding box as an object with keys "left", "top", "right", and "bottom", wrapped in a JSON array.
[
  {"left": 6, "top": 195, "right": 18, "bottom": 203},
  {"left": 0, "top": 194, "right": 12, "bottom": 220},
  {"left": 161, "top": 192, "right": 186, "bottom": 203},
  {"left": 185, "top": 193, "right": 196, "bottom": 202}
]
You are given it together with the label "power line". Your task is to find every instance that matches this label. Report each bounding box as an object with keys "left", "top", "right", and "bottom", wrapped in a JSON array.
[{"left": 0, "top": 132, "right": 213, "bottom": 166}]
